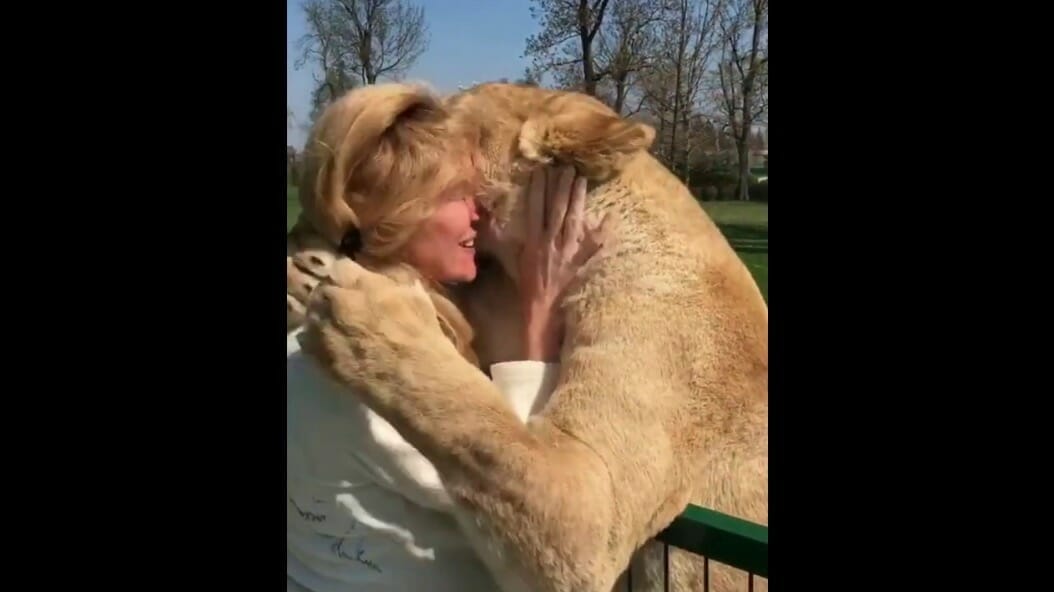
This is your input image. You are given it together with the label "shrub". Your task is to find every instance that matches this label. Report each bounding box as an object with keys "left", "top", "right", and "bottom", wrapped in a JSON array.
[
  {"left": 748, "top": 180, "right": 768, "bottom": 202},
  {"left": 697, "top": 185, "right": 719, "bottom": 201}
]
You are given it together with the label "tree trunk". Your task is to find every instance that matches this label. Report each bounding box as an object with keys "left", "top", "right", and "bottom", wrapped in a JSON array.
[
  {"left": 669, "top": 0, "right": 687, "bottom": 170},
  {"left": 613, "top": 76, "right": 628, "bottom": 114},
  {"left": 682, "top": 114, "right": 691, "bottom": 183},
  {"left": 581, "top": 43, "right": 596, "bottom": 94},
  {"left": 657, "top": 112, "right": 666, "bottom": 162},
  {"left": 579, "top": 0, "right": 596, "bottom": 95},
  {"left": 736, "top": 135, "right": 750, "bottom": 201}
]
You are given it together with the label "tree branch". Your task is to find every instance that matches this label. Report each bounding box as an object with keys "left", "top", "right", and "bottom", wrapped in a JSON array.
[{"left": 587, "top": 0, "right": 611, "bottom": 41}]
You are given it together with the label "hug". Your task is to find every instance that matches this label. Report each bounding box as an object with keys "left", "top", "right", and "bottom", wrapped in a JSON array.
[{"left": 287, "top": 81, "right": 768, "bottom": 592}]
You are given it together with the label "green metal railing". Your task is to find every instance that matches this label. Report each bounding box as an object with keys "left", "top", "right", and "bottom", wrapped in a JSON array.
[{"left": 623, "top": 504, "right": 768, "bottom": 591}]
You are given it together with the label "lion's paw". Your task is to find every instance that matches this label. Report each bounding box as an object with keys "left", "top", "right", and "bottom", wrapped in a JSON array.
[
  {"left": 299, "top": 257, "right": 452, "bottom": 392},
  {"left": 287, "top": 230, "right": 339, "bottom": 332},
  {"left": 322, "top": 258, "right": 441, "bottom": 330}
]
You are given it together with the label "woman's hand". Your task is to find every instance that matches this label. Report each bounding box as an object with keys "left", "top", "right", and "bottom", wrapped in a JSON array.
[{"left": 519, "top": 165, "right": 610, "bottom": 362}]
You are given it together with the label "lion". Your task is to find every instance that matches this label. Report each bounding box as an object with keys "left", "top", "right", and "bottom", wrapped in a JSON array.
[{"left": 291, "top": 82, "right": 768, "bottom": 592}]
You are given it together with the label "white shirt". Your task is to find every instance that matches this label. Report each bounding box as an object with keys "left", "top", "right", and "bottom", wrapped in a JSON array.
[{"left": 287, "top": 329, "right": 559, "bottom": 592}]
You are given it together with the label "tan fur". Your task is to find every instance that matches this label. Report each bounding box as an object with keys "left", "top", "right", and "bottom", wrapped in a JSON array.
[
  {"left": 299, "top": 83, "right": 768, "bottom": 592},
  {"left": 287, "top": 215, "right": 338, "bottom": 332}
]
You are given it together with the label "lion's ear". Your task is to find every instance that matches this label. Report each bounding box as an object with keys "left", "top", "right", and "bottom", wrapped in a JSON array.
[{"left": 518, "top": 95, "right": 655, "bottom": 180}]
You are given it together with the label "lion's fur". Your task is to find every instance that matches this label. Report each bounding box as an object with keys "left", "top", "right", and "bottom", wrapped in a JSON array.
[
  {"left": 448, "top": 83, "right": 768, "bottom": 592},
  {"left": 292, "top": 82, "right": 768, "bottom": 592},
  {"left": 287, "top": 214, "right": 337, "bottom": 332}
]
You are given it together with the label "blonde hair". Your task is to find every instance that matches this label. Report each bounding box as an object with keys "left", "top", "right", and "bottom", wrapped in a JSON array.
[{"left": 298, "top": 83, "right": 480, "bottom": 364}]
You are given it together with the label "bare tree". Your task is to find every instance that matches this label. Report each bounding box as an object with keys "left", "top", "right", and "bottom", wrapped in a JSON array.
[
  {"left": 524, "top": 0, "right": 613, "bottom": 96},
  {"left": 331, "top": 0, "right": 429, "bottom": 85},
  {"left": 748, "top": 127, "right": 766, "bottom": 152},
  {"left": 518, "top": 0, "right": 769, "bottom": 201},
  {"left": 639, "top": 0, "right": 721, "bottom": 177},
  {"left": 295, "top": 0, "right": 429, "bottom": 113},
  {"left": 295, "top": 0, "right": 358, "bottom": 122},
  {"left": 594, "top": 0, "right": 665, "bottom": 115},
  {"left": 715, "top": 0, "right": 767, "bottom": 200}
]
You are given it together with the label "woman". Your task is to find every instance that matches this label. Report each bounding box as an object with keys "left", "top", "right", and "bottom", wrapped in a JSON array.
[{"left": 286, "top": 83, "right": 605, "bottom": 591}]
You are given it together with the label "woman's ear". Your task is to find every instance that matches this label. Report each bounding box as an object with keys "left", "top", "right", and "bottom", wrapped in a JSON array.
[{"left": 518, "top": 94, "right": 655, "bottom": 180}]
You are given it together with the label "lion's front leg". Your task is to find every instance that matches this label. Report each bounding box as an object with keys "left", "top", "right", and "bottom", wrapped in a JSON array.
[
  {"left": 300, "top": 261, "right": 621, "bottom": 592},
  {"left": 300, "top": 258, "right": 469, "bottom": 409}
]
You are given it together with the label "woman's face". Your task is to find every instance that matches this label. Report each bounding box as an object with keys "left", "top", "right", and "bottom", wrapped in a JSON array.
[{"left": 403, "top": 189, "right": 480, "bottom": 283}]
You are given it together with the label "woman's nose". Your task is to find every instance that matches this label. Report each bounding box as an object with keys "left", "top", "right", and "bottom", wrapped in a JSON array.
[{"left": 468, "top": 198, "right": 480, "bottom": 222}]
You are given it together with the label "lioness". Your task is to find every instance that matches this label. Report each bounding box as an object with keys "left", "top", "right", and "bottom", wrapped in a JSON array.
[{"left": 296, "top": 82, "right": 768, "bottom": 592}]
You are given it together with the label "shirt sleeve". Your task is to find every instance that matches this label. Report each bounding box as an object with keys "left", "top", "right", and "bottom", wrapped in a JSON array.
[{"left": 489, "top": 361, "right": 561, "bottom": 422}]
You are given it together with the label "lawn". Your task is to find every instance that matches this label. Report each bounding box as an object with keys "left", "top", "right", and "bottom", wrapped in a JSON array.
[
  {"left": 700, "top": 201, "right": 768, "bottom": 301},
  {"left": 287, "top": 186, "right": 767, "bottom": 301}
]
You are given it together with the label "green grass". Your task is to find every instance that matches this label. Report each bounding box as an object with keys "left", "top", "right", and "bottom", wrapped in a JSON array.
[
  {"left": 287, "top": 186, "right": 767, "bottom": 300},
  {"left": 700, "top": 200, "right": 768, "bottom": 228},
  {"left": 701, "top": 201, "right": 768, "bottom": 301}
]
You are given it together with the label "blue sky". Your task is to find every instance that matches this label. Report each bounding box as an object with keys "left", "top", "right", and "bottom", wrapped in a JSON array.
[{"left": 287, "top": 0, "right": 539, "bottom": 147}]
